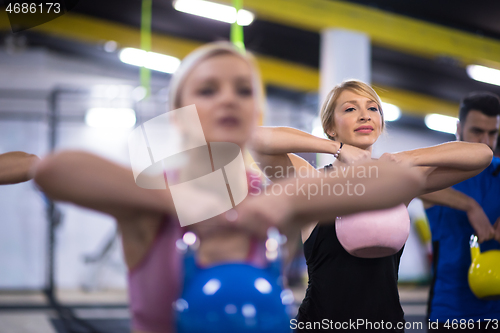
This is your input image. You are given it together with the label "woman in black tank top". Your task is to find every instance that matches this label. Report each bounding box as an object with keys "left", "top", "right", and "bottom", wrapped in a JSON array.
[
  {"left": 297, "top": 221, "right": 405, "bottom": 332},
  {"left": 249, "top": 80, "right": 493, "bottom": 332},
  {"left": 295, "top": 163, "right": 405, "bottom": 332}
]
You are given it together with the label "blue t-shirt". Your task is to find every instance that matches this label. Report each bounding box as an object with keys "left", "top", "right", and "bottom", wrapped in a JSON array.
[{"left": 426, "top": 156, "right": 500, "bottom": 321}]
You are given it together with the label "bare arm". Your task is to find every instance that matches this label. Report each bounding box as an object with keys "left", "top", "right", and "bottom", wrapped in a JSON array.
[
  {"left": 33, "top": 151, "right": 175, "bottom": 221},
  {"left": 249, "top": 126, "right": 372, "bottom": 179},
  {"left": 0, "top": 152, "right": 39, "bottom": 185},
  {"left": 289, "top": 161, "right": 424, "bottom": 224},
  {"left": 250, "top": 127, "right": 339, "bottom": 156},
  {"left": 420, "top": 188, "right": 495, "bottom": 243},
  {"left": 405, "top": 142, "right": 492, "bottom": 171},
  {"left": 389, "top": 142, "right": 493, "bottom": 194},
  {"left": 235, "top": 160, "right": 425, "bottom": 233},
  {"left": 249, "top": 127, "right": 339, "bottom": 180},
  {"left": 420, "top": 187, "right": 476, "bottom": 211}
]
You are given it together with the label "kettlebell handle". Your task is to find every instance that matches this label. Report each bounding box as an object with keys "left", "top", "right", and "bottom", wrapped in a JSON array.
[
  {"left": 469, "top": 234, "right": 481, "bottom": 261},
  {"left": 470, "top": 234, "right": 479, "bottom": 248}
]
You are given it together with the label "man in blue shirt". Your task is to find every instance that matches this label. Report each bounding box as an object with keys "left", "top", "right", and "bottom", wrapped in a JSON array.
[{"left": 421, "top": 92, "right": 500, "bottom": 332}]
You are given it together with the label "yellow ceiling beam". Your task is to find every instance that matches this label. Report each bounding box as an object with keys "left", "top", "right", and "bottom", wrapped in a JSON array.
[
  {"left": 5, "top": 1, "right": 500, "bottom": 69},
  {"left": 374, "top": 85, "right": 459, "bottom": 118},
  {"left": 0, "top": 12, "right": 320, "bottom": 92},
  {"left": 218, "top": 0, "right": 500, "bottom": 69},
  {"left": 0, "top": 11, "right": 460, "bottom": 117},
  {"left": 0, "top": 10, "right": 10, "bottom": 30}
]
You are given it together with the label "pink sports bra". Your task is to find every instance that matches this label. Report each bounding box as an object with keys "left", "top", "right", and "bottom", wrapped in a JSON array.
[
  {"left": 127, "top": 172, "right": 265, "bottom": 333},
  {"left": 128, "top": 215, "right": 182, "bottom": 333}
]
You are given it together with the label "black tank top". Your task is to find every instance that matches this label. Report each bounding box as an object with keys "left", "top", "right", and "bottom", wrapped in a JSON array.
[{"left": 296, "top": 223, "right": 405, "bottom": 332}]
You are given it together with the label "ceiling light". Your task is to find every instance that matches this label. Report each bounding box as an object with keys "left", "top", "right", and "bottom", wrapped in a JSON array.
[
  {"left": 173, "top": 0, "right": 254, "bottom": 26},
  {"left": 119, "top": 48, "right": 181, "bottom": 74},
  {"left": 424, "top": 114, "right": 458, "bottom": 134},
  {"left": 312, "top": 126, "right": 327, "bottom": 138},
  {"left": 466, "top": 64, "right": 500, "bottom": 86},
  {"left": 381, "top": 102, "right": 401, "bottom": 122},
  {"left": 85, "top": 108, "right": 137, "bottom": 128},
  {"left": 311, "top": 117, "right": 327, "bottom": 138},
  {"left": 104, "top": 40, "right": 118, "bottom": 53}
]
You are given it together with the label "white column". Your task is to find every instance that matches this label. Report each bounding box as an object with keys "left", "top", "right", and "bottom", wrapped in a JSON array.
[
  {"left": 320, "top": 29, "right": 371, "bottom": 103},
  {"left": 317, "top": 29, "right": 371, "bottom": 167}
]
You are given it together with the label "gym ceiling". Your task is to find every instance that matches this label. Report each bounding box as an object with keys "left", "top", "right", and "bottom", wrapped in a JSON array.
[{"left": 1, "top": 0, "right": 500, "bottom": 118}]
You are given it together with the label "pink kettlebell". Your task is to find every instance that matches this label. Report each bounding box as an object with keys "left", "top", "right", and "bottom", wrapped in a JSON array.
[{"left": 335, "top": 203, "right": 410, "bottom": 258}]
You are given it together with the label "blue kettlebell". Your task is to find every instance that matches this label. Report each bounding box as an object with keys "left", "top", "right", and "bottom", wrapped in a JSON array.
[{"left": 175, "top": 229, "right": 292, "bottom": 333}]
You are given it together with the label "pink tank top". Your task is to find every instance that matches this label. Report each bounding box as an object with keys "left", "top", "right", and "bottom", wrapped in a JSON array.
[{"left": 127, "top": 172, "right": 265, "bottom": 333}]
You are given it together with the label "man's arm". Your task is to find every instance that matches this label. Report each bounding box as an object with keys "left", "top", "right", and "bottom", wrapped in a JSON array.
[
  {"left": 420, "top": 188, "right": 495, "bottom": 243},
  {"left": 494, "top": 218, "right": 500, "bottom": 244}
]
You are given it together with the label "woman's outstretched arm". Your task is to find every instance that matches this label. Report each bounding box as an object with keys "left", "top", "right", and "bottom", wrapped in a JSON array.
[
  {"left": 0, "top": 151, "right": 39, "bottom": 185},
  {"left": 399, "top": 141, "right": 492, "bottom": 171},
  {"left": 384, "top": 142, "right": 493, "bottom": 194},
  {"left": 250, "top": 127, "right": 340, "bottom": 156},
  {"left": 33, "top": 151, "right": 175, "bottom": 220},
  {"left": 249, "top": 127, "right": 370, "bottom": 179},
  {"left": 234, "top": 160, "right": 425, "bottom": 233}
]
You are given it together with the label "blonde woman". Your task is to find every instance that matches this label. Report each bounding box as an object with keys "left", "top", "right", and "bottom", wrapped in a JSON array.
[{"left": 249, "top": 80, "right": 493, "bottom": 332}]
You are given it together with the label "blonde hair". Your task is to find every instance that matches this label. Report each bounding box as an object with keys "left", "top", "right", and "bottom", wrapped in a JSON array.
[
  {"left": 168, "top": 41, "right": 263, "bottom": 112},
  {"left": 320, "top": 80, "right": 385, "bottom": 140}
]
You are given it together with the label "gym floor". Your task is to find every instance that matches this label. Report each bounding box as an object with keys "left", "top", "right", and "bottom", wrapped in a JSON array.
[{"left": 0, "top": 285, "right": 429, "bottom": 333}]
